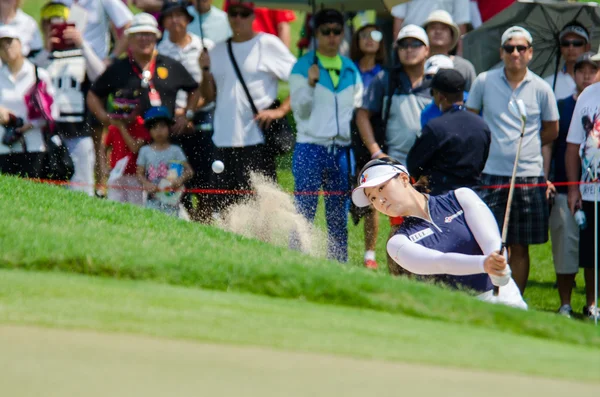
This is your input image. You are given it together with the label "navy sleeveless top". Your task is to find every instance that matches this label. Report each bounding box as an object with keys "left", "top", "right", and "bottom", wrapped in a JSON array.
[{"left": 394, "top": 191, "right": 494, "bottom": 293}]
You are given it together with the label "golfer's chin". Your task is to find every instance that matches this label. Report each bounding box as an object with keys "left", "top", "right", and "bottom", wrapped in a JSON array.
[{"left": 379, "top": 205, "right": 401, "bottom": 218}]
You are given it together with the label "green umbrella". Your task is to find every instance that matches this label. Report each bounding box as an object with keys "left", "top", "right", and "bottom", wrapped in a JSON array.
[{"left": 254, "top": 0, "right": 408, "bottom": 12}]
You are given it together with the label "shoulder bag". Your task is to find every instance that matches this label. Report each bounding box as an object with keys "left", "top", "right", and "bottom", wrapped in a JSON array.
[{"left": 226, "top": 38, "right": 294, "bottom": 157}]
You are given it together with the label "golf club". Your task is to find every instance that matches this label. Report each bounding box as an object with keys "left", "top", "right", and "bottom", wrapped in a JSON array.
[{"left": 494, "top": 98, "right": 527, "bottom": 297}]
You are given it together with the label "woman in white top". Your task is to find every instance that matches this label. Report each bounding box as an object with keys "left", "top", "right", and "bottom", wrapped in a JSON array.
[
  {"left": 0, "top": 0, "right": 43, "bottom": 58},
  {"left": 0, "top": 26, "right": 57, "bottom": 178}
]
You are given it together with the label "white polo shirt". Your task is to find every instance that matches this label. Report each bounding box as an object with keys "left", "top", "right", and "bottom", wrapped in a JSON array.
[
  {"left": 0, "top": 9, "right": 43, "bottom": 56},
  {"left": 157, "top": 33, "right": 215, "bottom": 109},
  {"left": 0, "top": 61, "right": 58, "bottom": 154},
  {"left": 75, "top": 0, "right": 134, "bottom": 59}
]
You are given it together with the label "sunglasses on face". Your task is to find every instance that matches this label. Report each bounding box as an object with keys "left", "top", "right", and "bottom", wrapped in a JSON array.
[
  {"left": 228, "top": 9, "right": 253, "bottom": 18},
  {"left": 320, "top": 27, "right": 343, "bottom": 36},
  {"left": 359, "top": 30, "right": 383, "bottom": 42},
  {"left": 502, "top": 44, "right": 530, "bottom": 54},
  {"left": 561, "top": 39, "right": 586, "bottom": 48},
  {"left": 397, "top": 40, "right": 425, "bottom": 50}
]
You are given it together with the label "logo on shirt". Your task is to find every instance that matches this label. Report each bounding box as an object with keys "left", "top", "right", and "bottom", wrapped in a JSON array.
[
  {"left": 444, "top": 210, "right": 464, "bottom": 223},
  {"left": 157, "top": 66, "right": 168, "bottom": 79},
  {"left": 408, "top": 228, "right": 434, "bottom": 243}
]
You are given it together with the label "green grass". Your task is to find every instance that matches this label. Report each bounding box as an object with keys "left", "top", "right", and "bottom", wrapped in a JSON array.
[
  {"left": 1, "top": 268, "right": 599, "bottom": 382},
  {"left": 2, "top": 175, "right": 599, "bottom": 348}
]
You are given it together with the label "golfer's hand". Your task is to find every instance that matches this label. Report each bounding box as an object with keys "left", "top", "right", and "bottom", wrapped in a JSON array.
[
  {"left": 546, "top": 180, "right": 556, "bottom": 201},
  {"left": 255, "top": 108, "right": 284, "bottom": 130},
  {"left": 308, "top": 64, "right": 320, "bottom": 87},
  {"left": 568, "top": 189, "right": 583, "bottom": 215},
  {"left": 483, "top": 252, "right": 507, "bottom": 277}
]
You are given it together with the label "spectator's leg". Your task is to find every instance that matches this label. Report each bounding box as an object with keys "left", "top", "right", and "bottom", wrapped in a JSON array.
[
  {"left": 65, "top": 137, "right": 96, "bottom": 197},
  {"left": 212, "top": 147, "right": 245, "bottom": 213},
  {"left": 584, "top": 267, "right": 598, "bottom": 308},
  {"left": 550, "top": 193, "right": 579, "bottom": 307},
  {"left": 508, "top": 244, "right": 530, "bottom": 294},
  {"left": 364, "top": 209, "right": 378, "bottom": 253},
  {"left": 88, "top": 119, "right": 104, "bottom": 195},
  {"left": 322, "top": 148, "right": 350, "bottom": 262},
  {"left": 292, "top": 143, "right": 323, "bottom": 223}
]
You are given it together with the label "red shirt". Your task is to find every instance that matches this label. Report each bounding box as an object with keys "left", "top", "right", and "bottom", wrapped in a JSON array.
[
  {"left": 477, "top": 0, "right": 514, "bottom": 23},
  {"left": 223, "top": 1, "right": 295, "bottom": 35},
  {"left": 104, "top": 116, "right": 151, "bottom": 175}
]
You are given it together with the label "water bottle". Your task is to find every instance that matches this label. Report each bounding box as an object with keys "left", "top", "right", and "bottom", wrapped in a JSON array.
[{"left": 575, "top": 209, "right": 587, "bottom": 230}]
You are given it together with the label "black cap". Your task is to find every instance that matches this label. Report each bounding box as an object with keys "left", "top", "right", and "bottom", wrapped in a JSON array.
[
  {"left": 159, "top": 0, "right": 194, "bottom": 25},
  {"left": 431, "top": 69, "right": 465, "bottom": 94},
  {"left": 314, "top": 9, "right": 344, "bottom": 30},
  {"left": 575, "top": 52, "right": 599, "bottom": 71}
]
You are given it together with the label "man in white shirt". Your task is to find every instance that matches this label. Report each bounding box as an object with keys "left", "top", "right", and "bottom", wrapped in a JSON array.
[
  {"left": 199, "top": 0, "right": 296, "bottom": 212},
  {"left": 544, "top": 22, "right": 591, "bottom": 100},
  {"left": 392, "top": 0, "right": 470, "bottom": 44}
]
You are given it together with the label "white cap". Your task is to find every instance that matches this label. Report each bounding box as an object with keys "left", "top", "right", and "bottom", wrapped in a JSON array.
[
  {"left": 0, "top": 25, "right": 19, "bottom": 40},
  {"left": 559, "top": 25, "right": 590, "bottom": 43},
  {"left": 423, "top": 10, "right": 460, "bottom": 50},
  {"left": 501, "top": 26, "right": 532, "bottom": 45},
  {"left": 396, "top": 24, "right": 429, "bottom": 47},
  {"left": 125, "top": 13, "right": 161, "bottom": 38},
  {"left": 425, "top": 54, "right": 454, "bottom": 75},
  {"left": 351, "top": 163, "right": 409, "bottom": 208}
]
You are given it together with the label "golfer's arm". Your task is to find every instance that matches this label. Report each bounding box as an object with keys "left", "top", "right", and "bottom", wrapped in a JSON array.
[
  {"left": 456, "top": 188, "right": 502, "bottom": 256},
  {"left": 387, "top": 235, "right": 486, "bottom": 276},
  {"left": 356, "top": 108, "right": 381, "bottom": 156},
  {"left": 565, "top": 143, "right": 582, "bottom": 192},
  {"left": 540, "top": 120, "right": 559, "bottom": 145}
]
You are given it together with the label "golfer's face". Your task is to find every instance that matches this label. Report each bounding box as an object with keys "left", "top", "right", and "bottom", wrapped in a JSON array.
[
  {"left": 364, "top": 175, "right": 407, "bottom": 217},
  {"left": 501, "top": 38, "right": 532, "bottom": 72}
]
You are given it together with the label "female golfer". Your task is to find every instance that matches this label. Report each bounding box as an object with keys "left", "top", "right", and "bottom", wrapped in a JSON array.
[{"left": 352, "top": 158, "right": 527, "bottom": 309}]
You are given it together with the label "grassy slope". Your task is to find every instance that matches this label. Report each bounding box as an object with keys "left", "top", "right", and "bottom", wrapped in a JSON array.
[
  {"left": 2, "top": 268, "right": 599, "bottom": 382},
  {"left": 2, "top": 175, "right": 600, "bottom": 347}
]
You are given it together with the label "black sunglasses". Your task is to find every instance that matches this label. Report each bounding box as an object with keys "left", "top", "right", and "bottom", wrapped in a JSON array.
[
  {"left": 319, "top": 27, "right": 343, "bottom": 36},
  {"left": 228, "top": 9, "right": 253, "bottom": 18},
  {"left": 561, "top": 39, "right": 586, "bottom": 48},
  {"left": 502, "top": 44, "right": 530, "bottom": 54},
  {"left": 397, "top": 40, "right": 425, "bottom": 50}
]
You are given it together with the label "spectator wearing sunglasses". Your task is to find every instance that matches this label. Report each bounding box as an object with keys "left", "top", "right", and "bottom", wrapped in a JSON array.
[
  {"left": 544, "top": 22, "right": 591, "bottom": 100},
  {"left": 355, "top": 24, "right": 432, "bottom": 275},
  {"left": 466, "top": 26, "right": 559, "bottom": 294},
  {"left": 348, "top": 23, "right": 387, "bottom": 269},
  {"left": 199, "top": 1, "right": 296, "bottom": 213},
  {"left": 288, "top": 9, "right": 363, "bottom": 263}
]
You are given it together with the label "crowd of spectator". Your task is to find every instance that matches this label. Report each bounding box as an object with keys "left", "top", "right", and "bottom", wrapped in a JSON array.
[{"left": 0, "top": 0, "right": 598, "bottom": 320}]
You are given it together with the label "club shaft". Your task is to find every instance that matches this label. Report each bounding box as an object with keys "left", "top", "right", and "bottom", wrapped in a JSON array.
[{"left": 495, "top": 118, "right": 526, "bottom": 297}]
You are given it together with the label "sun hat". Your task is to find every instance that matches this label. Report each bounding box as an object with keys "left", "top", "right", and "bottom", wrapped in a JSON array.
[
  {"left": 423, "top": 10, "right": 460, "bottom": 50},
  {"left": 0, "top": 26, "right": 20, "bottom": 40},
  {"left": 125, "top": 13, "right": 161, "bottom": 38},
  {"left": 501, "top": 26, "right": 532, "bottom": 45},
  {"left": 159, "top": 0, "right": 194, "bottom": 25},
  {"left": 396, "top": 24, "right": 429, "bottom": 47},
  {"left": 144, "top": 106, "right": 175, "bottom": 128},
  {"left": 424, "top": 54, "right": 454, "bottom": 76},
  {"left": 351, "top": 159, "right": 410, "bottom": 208}
]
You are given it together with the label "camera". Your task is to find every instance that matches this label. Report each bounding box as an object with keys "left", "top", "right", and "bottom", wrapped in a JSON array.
[
  {"left": 50, "top": 22, "right": 76, "bottom": 52},
  {"left": 2, "top": 114, "right": 25, "bottom": 147}
]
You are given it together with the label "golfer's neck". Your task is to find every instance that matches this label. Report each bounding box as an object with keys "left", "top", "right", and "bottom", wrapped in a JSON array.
[{"left": 409, "top": 191, "right": 430, "bottom": 220}]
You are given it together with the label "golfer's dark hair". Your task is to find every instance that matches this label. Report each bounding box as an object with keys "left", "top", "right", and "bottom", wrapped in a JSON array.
[
  {"left": 412, "top": 175, "right": 431, "bottom": 194},
  {"left": 350, "top": 24, "right": 387, "bottom": 65}
]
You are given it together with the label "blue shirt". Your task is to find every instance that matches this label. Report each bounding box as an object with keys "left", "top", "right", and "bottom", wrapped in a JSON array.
[
  {"left": 553, "top": 95, "right": 576, "bottom": 194},
  {"left": 420, "top": 91, "right": 469, "bottom": 129},
  {"left": 356, "top": 63, "right": 382, "bottom": 90},
  {"left": 395, "top": 191, "right": 494, "bottom": 293}
]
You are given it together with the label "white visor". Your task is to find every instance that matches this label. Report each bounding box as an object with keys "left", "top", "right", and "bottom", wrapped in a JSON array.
[{"left": 351, "top": 164, "right": 409, "bottom": 208}]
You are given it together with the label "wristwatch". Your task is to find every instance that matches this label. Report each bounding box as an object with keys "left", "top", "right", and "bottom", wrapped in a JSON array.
[{"left": 185, "top": 109, "right": 195, "bottom": 121}]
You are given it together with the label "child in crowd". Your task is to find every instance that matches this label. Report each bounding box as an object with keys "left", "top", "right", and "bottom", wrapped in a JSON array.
[
  {"left": 136, "top": 106, "right": 193, "bottom": 217},
  {"left": 102, "top": 111, "right": 151, "bottom": 205}
]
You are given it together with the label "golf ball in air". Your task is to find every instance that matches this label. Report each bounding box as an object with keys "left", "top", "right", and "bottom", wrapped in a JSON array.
[{"left": 212, "top": 160, "right": 225, "bottom": 174}]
